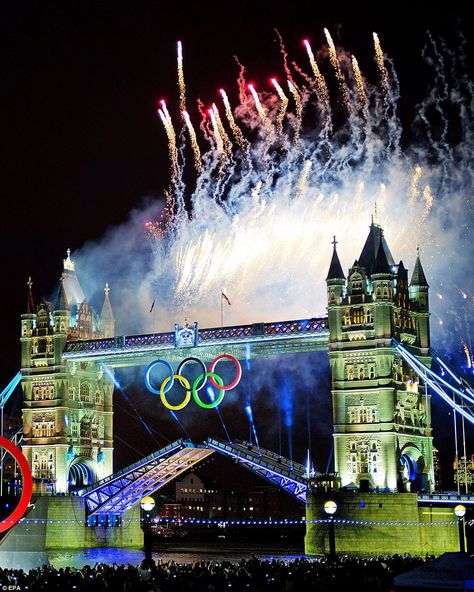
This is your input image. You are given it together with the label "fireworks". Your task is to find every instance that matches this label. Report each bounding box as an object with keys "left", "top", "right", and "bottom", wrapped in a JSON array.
[
  {"left": 220, "top": 89, "right": 248, "bottom": 153},
  {"left": 177, "top": 41, "right": 186, "bottom": 114},
  {"left": 248, "top": 84, "right": 275, "bottom": 143},
  {"left": 324, "top": 28, "right": 350, "bottom": 111},
  {"left": 89, "top": 34, "right": 473, "bottom": 367},
  {"left": 303, "top": 39, "right": 329, "bottom": 104},
  {"left": 373, "top": 32, "right": 390, "bottom": 96},
  {"left": 183, "top": 110, "right": 202, "bottom": 172},
  {"left": 351, "top": 55, "right": 368, "bottom": 117},
  {"left": 271, "top": 78, "right": 289, "bottom": 141}
]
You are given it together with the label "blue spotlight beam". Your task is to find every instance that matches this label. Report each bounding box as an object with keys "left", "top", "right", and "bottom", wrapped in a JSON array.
[
  {"left": 394, "top": 340, "right": 474, "bottom": 426},
  {"left": 0, "top": 372, "right": 22, "bottom": 408},
  {"left": 207, "top": 437, "right": 309, "bottom": 503}
]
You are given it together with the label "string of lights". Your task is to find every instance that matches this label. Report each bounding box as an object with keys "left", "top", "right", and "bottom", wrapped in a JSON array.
[{"left": 1, "top": 517, "right": 470, "bottom": 527}]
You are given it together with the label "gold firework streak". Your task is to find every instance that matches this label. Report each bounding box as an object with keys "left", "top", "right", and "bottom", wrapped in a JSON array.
[
  {"left": 220, "top": 89, "right": 248, "bottom": 153},
  {"left": 287, "top": 80, "right": 302, "bottom": 145},
  {"left": 351, "top": 55, "right": 368, "bottom": 118},
  {"left": 158, "top": 102, "right": 178, "bottom": 182},
  {"left": 303, "top": 39, "right": 329, "bottom": 103},
  {"left": 248, "top": 84, "right": 275, "bottom": 144},
  {"left": 182, "top": 110, "right": 202, "bottom": 173},
  {"left": 209, "top": 108, "right": 224, "bottom": 154},
  {"left": 271, "top": 78, "right": 289, "bottom": 141},
  {"left": 212, "top": 103, "right": 232, "bottom": 156},
  {"left": 177, "top": 41, "right": 186, "bottom": 114},
  {"left": 409, "top": 166, "right": 423, "bottom": 207},
  {"left": 324, "top": 28, "right": 350, "bottom": 111},
  {"left": 421, "top": 185, "right": 433, "bottom": 222},
  {"left": 373, "top": 32, "right": 390, "bottom": 95}
]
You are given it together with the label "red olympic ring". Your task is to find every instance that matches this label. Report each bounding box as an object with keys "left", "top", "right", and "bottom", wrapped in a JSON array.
[
  {"left": 209, "top": 354, "right": 242, "bottom": 391},
  {"left": 0, "top": 436, "right": 33, "bottom": 533}
]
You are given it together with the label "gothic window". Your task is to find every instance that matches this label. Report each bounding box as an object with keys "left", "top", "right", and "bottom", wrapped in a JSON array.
[
  {"left": 80, "top": 383, "right": 90, "bottom": 402},
  {"left": 329, "top": 290, "right": 336, "bottom": 304},
  {"left": 383, "top": 286, "right": 389, "bottom": 299},
  {"left": 358, "top": 365, "right": 365, "bottom": 380},
  {"left": 72, "top": 423, "right": 79, "bottom": 438},
  {"left": 365, "top": 309, "right": 373, "bottom": 324},
  {"left": 32, "top": 339, "right": 38, "bottom": 354},
  {"left": 347, "top": 365, "right": 354, "bottom": 380},
  {"left": 80, "top": 418, "right": 91, "bottom": 439},
  {"left": 91, "top": 419, "right": 99, "bottom": 440},
  {"left": 349, "top": 408, "right": 358, "bottom": 423},
  {"left": 350, "top": 441, "right": 356, "bottom": 452},
  {"left": 360, "top": 408, "right": 368, "bottom": 423},
  {"left": 95, "top": 390, "right": 102, "bottom": 405},
  {"left": 343, "top": 309, "right": 351, "bottom": 326},
  {"left": 46, "top": 338, "right": 53, "bottom": 354},
  {"left": 369, "top": 365, "right": 376, "bottom": 379},
  {"left": 351, "top": 308, "right": 364, "bottom": 324},
  {"left": 375, "top": 287, "right": 381, "bottom": 299}
]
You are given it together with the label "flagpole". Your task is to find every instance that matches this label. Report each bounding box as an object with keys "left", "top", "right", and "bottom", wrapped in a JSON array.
[{"left": 220, "top": 292, "right": 223, "bottom": 328}]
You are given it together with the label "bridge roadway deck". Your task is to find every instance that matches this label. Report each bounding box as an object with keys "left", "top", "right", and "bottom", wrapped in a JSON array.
[{"left": 62, "top": 317, "right": 329, "bottom": 367}]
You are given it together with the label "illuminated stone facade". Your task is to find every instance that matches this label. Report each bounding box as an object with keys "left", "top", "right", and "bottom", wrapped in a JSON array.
[
  {"left": 21, "top": 252, "right": 115, "bottom": 494},
  {"left": 326, "top": 222, "right": 434, "bottom": 492}
]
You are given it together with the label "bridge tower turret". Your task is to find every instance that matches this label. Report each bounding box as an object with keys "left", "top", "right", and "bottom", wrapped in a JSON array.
[
  {"left": 326, "top": 221, "right": 434, "bottom": 493},
  {"left": 21, "top": 251, "right": 115, "bottom": 494}
]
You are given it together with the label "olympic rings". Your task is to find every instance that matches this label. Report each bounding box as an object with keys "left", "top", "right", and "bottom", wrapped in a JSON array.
[
  {"left": 160, "top": 375, "right": 191, "bottom": 410},
  {"left": 144, "top": 354, "right": 242, "bottom": 410},
  {"left": 177, "top": 357, "right": 207, "bottom": 392},
  {"left": 192, "top": 373, "right": 225, "bottom": 409},
  {"left": 145, "top": 359, "right": 174, "bottom": 395},
  {"left": 0, "top": 437, "right": 33, "bottom": 533},
  {"left": 209, "top": 354, "right": 242, "bottom": 390}
]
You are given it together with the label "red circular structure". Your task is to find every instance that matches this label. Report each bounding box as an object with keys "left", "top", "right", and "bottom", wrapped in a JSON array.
[
  {"left": 0, "top": 436, "right": 33, "bottom": 533},
  {"left": 209, "top": 354, "right": 242, "bottom": 391}
]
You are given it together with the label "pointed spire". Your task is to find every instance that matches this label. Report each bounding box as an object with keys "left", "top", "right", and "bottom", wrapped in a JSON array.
[
  {"left": 54, "top": 274, "right": 69, "bottom": 311},
  {"left": 26, "top": 277, "right": 36, "bottom": 313},
  {"left": 410, "top": 249, "right": 429, "bottom": 287},
  {"left": 359, "top": 219, "right": 395, "bottom": 275},
  {"left": 326, "top": 236, "right": 345, "bottom": 281},
  {"left": 100, "top": 283, "right": 114, "bottom": 320},
  {"left": 372, "top": 242, "right": 391, "bottom": 275}
]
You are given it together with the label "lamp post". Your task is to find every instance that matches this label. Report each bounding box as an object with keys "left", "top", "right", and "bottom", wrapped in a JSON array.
[
  {"left": 140, "top": 496, "right": 155, "bottom": 563},
  {"left": 454, "top": 504, "right": 466, "bottom": 553},
  {"left": 323, "top": 500, "right": 338, "bottom": 560}
]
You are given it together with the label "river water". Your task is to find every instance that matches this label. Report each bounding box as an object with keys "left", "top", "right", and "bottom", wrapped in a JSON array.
[{"left": 47, "top": 544, "right": 307, "bottom": 569}]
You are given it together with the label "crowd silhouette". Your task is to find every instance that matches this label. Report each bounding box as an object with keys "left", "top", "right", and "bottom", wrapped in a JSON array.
[{"left": 0, "top": 554, "right": 428, "bottom": 591}]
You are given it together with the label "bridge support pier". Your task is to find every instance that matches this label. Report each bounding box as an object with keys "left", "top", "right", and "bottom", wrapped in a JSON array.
[
  {"left": 305, "top": 491, "right": 460, "bottom": 556},
  {"left": 0, "top": 496, "right": 143, "bottom": 565}
]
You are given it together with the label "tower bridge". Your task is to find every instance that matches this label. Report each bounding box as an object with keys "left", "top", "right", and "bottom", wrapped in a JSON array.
[{"left": 6, "top": 221, "right": 473, "bottom": 555}]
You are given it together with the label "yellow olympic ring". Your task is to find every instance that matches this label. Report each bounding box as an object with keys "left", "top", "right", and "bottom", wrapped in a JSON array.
[{"left": 160, "top": 374, "right": 191, "bottom": 410}]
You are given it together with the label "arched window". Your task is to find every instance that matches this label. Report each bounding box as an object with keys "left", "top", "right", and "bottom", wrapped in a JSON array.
[{"left": 80, "top": 383, "right": 90, "bottom": 402}]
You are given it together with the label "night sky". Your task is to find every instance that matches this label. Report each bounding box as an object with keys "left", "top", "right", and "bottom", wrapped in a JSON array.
[{"left": 1, "top": 3, "right": 472, "bottom": 485}]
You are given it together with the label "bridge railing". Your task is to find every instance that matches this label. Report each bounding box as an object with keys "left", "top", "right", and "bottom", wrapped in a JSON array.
[{"left": 63, "top": 316, "right": 329, "bottom": 355}]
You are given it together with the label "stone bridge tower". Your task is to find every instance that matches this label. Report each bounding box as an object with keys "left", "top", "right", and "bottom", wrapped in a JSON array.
[
  {"left": 21, "top": 251, "right": 115, "bottom": 494},
  {"left": 326, "top": 222, "right": 434, "bottom": 493}
]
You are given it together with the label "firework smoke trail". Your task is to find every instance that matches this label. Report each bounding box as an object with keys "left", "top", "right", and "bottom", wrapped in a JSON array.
[
  {"left": 177, "top": 41, "right": 186, "bottom": 114},
  {"left": 220, "top": 89, "right": 249, "bottom": 154},
  {"left": 77, "top": 32, "right": 474, "bottom": 369},
  {"left": 373, "top": 32, "right": 390, "bottom": 96},
  {"left": 351, "top": 55, "right": 369, "bottom": 118},
  {"left": 324, "top": 28, "right": 351, "bottom": 111},
  {"left": 208, "top": 108, "right": 225, "bottom": 154},
  {"left": 287, "top": 80, "right": 302, "bottom": 145},
  {"left": 212, "top": 103, "right": 233, "bottom": 156},
  {"left": 158, "top": 102, "right": 179, "bottom": 183},
  {"left": 303, "top": 39, "right": 329, "bottom": 104},
  {"left": 183, "top": 110, "right": 202, "bottom": 173},
  {"left": 248, "top": 84, "right": 275, "bottom": 143},
  {"left": 271, "top": 78, "right": 289, "bottom": 142}
]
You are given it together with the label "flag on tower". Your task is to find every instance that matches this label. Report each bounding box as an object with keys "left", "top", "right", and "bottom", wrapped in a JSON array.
[
  {"left": 221, "top": 291, "right": 231, "bottom": 306},
  {"left": 149, "top": 299, "right": 155, "bottom": 313}
]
